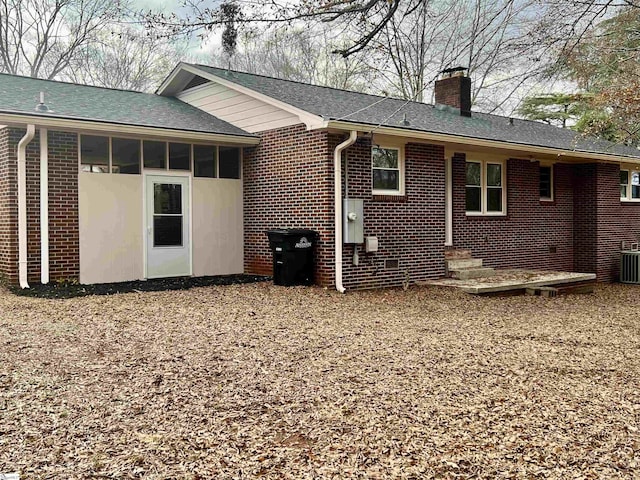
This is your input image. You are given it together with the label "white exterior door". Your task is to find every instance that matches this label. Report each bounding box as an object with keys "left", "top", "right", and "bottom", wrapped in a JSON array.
[{"left": 145, "top": 175, "right": 191, "bottom": 278}]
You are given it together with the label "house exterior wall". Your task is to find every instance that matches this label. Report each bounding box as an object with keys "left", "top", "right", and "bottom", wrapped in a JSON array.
[
  {"left": 243, "top": 124, "right": 335, "bottom": 286},
  {"left": 177, "top": 81, "right": 301, "bottom": 133},
  {"left": 452, "top": 154, "right": 575, "bottom": 272},
  {"left": 339, "top": 137, "right": 447, "bottom": 289},
  {"left": 0, "top": 128, "right": 79, "bottom": 284},
  {"left": 78, "top": 173, "right": 144, "bottom": 284},
  {"left": 573, "top": 162, "right": 640, "bottom": 282}
]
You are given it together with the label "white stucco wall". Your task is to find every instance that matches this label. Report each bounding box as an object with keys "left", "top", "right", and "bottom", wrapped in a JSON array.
[
  {"left": 79, "top": 173, "right": 144, "bottom": 284},
  {"left": 79, "top": 173, "right": 244, "bottom": 284},
  {"left": 192, "top": 178, "right": 244, "bottom": 277}
]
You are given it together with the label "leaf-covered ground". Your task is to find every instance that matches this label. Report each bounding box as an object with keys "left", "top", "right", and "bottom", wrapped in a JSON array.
[{"left": 1, "top": 283, "right": 639, "bottom": 479}]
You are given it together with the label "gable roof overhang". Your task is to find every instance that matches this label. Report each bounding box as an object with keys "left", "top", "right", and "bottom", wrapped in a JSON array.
[
  {"left": 0, "top": 111, "right": 260, "bottom": 145},
  {"left": 320, "top": 119, "right": 640, "bottom": 165},
  {"left": 157, "top": 63, "right": 326, "bottom": 130}
]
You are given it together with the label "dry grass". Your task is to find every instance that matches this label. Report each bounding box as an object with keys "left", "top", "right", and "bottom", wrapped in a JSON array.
[{"left": 1, "top": 282, "right": 639, "bottom": 479}]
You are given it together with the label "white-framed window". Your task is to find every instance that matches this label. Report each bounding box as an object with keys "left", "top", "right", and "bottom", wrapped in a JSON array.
[
  {"left": 465, "top": 159, "right": 506, "bottom": 215},
  {"left": 540, "top": 165, "right": 553, "bottom": 201},
  {"left": 620, "top": 169, "right": 640, "bottom": 201},
  {"left": 372, "top": 145, "right": 404, "bottom": 195}
]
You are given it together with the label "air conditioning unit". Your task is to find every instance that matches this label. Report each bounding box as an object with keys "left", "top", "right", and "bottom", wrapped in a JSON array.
[{"left": 620, "top": 251, "right": 640, "bottom": 283}]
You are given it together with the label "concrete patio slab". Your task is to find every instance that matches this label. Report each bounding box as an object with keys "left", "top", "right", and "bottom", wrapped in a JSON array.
[{"left": 417, "top": 269, "right": 597, "bottom": 294}]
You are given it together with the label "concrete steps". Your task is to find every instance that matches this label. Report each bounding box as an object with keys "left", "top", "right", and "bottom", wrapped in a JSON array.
[
  {"left": 445, "top": 250, "right": 495, "bottom": 280},
  {"left": 450, "top": 267, "right": 496, "bottom": 280}
]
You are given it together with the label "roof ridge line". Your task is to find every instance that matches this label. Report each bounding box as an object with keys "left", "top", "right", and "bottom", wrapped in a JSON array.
[{"left": 0, "top": 72, "right": 153, "bottom": 95}]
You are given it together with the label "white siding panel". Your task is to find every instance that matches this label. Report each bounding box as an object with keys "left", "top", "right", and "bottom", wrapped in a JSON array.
[
  {"left": 79, "top": 173, "right": 144, "bottom": 284},
  {"left": 192, "top": 178, "right": 244, "bottom": 276},
  {"left": 177, "top": 82, "right": 300, "bottom": 132}
]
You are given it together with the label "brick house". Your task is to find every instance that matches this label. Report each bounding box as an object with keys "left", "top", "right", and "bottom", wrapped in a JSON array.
[{"left": 1, "top": 65, "right": 640, "bottom": 290}]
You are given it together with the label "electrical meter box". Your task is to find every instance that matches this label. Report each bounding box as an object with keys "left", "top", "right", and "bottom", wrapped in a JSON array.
[{"left": 343, "top": 198, "right": 364, "bottom": 244}]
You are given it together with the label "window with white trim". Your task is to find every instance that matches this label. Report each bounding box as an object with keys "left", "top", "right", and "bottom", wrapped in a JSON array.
[
  {"left": 620, "top": 169, "right": 640, "bottom": 201},
  {"left": 465, "top": 159, "right": 506, "bottom": 214},
  {"left": 372, "top": 146, "right": 404, "bottom": 195},
  {"left": 540, "top": 165, "right": 553, "bottom": 201}
]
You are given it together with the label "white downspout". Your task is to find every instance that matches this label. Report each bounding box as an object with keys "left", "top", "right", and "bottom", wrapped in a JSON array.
[
  {"left": 445, "top": 156, "right": 453, "bottom": 247},
  {"left": 18, "top": 124, "right": 35, "bottom": 289},
  {"left": 334, "top": 130, "right": 358, "bottom": 293},
  {"left": 40, "top": 128, "right": 49, "bottom": 284}
]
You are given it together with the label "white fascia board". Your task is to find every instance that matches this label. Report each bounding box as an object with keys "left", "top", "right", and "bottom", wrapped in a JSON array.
[
  {"left": 155, "top": 61, "right": 190, "bottom": 95},
  {"left": 165, "top": 64, "right": 325, "bottom": 130},
  {"left": 322, "top": 120, "right": 640, "bottom": 165},
  {"left": 0, "top": 112, "right": 260, "bottom": 145}
]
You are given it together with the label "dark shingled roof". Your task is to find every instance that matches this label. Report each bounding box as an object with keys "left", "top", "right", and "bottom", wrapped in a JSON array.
[
  {"left": 189, "top": 64, "right": 640, "bottom": 159},
  {"left": 0, "top": 73, "right": 255, "bottom": 138}
]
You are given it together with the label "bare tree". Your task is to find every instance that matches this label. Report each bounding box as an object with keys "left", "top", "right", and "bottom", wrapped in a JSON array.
[
  {"left": 63, "top": 26, "right": 187, "bottom": 91},
  {"left": 0, "top": 0, "right": 124, "bottom": 79},
  {"left": 208, "top": 26, "right": 376, "bottom": 92}
]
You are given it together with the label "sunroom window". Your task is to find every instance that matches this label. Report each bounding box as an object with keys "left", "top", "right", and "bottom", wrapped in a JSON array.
[{"left": 80, "top": 135, "right": 109, "bottom": 173}]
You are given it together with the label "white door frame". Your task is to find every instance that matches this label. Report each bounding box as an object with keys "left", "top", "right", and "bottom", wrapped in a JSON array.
[{"left": 143, "top": 171, "right": 193, "bottom": 279}]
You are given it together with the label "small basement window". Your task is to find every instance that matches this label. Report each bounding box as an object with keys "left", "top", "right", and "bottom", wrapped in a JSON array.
[
  {"left": 621, "top": 169, "right": 640, "bottom": 201},
  {"left": 219, "top": 146, "right": 241, "bottom": 179},
  {"left": 80, "top": 135, "right": 109, "bottom": 173},
  {"left": 111, "top": 138, "right": 140, "bottom": 174},
  {"left": 540, "top": 165, "right": 553, "bottom": 201}
]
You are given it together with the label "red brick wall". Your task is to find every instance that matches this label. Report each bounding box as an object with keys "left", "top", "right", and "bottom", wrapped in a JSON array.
[
  {"left": 0, "top": 128, "right": 79, "bottom": 284},
  {"left": 0, "top": 128, "right": 16, "bottom": 284},
  {"left": 339, "top": 137, "right": 446, "bottom": 289},
  {"left": 452, "top": 154, "right": 575, "bottom": 271},
  {"left": 578, "top": 162, "right": 640, "bottom": 282},
  {"left": 243, "top": 124, "right": 335, "bottom": 286}
]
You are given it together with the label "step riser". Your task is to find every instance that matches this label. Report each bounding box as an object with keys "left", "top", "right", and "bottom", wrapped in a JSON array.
[
  {"left": 446, "top": 259, "right": 483, "bottom": 270},
  {"left": 451, "top": 268, "right": 496, "bottom": 280},
  {"left": 444, "top": 249, "right": 472, "bottom": 260}
]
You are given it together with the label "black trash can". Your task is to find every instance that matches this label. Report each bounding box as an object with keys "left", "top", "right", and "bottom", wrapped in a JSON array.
[{"left": 266, "top": 229, "right": 318, "bottom": 286}]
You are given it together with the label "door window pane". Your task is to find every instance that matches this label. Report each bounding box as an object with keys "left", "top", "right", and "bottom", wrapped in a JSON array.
[
  {"left": 112, "top": 138, "right": 140, "bottom": 174},
  {"left": 194, "top": 145, "right": 217, "bottom": 178},
  {"left": 81, "top": 135, "right": 109, "bottom": 173},
  {"left": 466, "top": 186, "right": 481, "bottom": 212},
  {"left": 169, "top": 143, "right": 191, "bottom": 170},
  {"left": 154, "top": 216, "right": 182, "bottom": 247},
  {"left": 144, "top": 141, "right": 166, "bottom": 169},
  {"left": 154, "top": 184, "right": 182, "bottom": 214},
  {"left": 219, "top": 146, "right": 240, "bottom": 178}
]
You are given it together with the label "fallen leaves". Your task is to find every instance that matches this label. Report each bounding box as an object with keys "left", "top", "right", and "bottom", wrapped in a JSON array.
[{"left": 0, "top": 283, "right": 639, "bottom": 478}]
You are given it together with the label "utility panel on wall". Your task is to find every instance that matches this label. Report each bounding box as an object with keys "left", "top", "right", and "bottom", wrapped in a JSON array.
[{"left": 343, "top": 198, "right": 364, "bottom": 244}]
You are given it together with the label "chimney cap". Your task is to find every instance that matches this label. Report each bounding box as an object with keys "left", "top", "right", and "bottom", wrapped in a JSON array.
[{"left": 440, "top": 66, "right": 468, "bottom": 78}]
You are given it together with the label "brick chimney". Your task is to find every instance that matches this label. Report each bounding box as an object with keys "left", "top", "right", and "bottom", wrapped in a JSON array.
[{"left": 434, "top": 67, "right": 471, "bottom": 117}]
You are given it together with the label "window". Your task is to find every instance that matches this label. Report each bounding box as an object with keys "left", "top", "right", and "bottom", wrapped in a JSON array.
[
  {"left": 194, "top": 145, "right": 217, "bottom": 178},
  {"left": 80, "top": 135, "right": 109, "bottom": 173},
  {"left": 620, "top": 169, "right": 640, "bottom": 201},
  {"left": 372, "top": 146, "right": 403, "bottom": 194},
  {"left": 465, "top": 159, "right": 505, "bottom": 215},
  {"left": 144, "top": 141, "right": 166, "bottom": 169},
  {"left": 169, "top": 143, "right": 191, "bottom": 170},
  {"left": 540, "top": 165, "right": 553, "bottom": 201},
  {"left": 111, "top": 138, "right": 140, "bottom": 174},
  {"left": 219, "top": 146, "right": 241, "bottom": 179}
]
